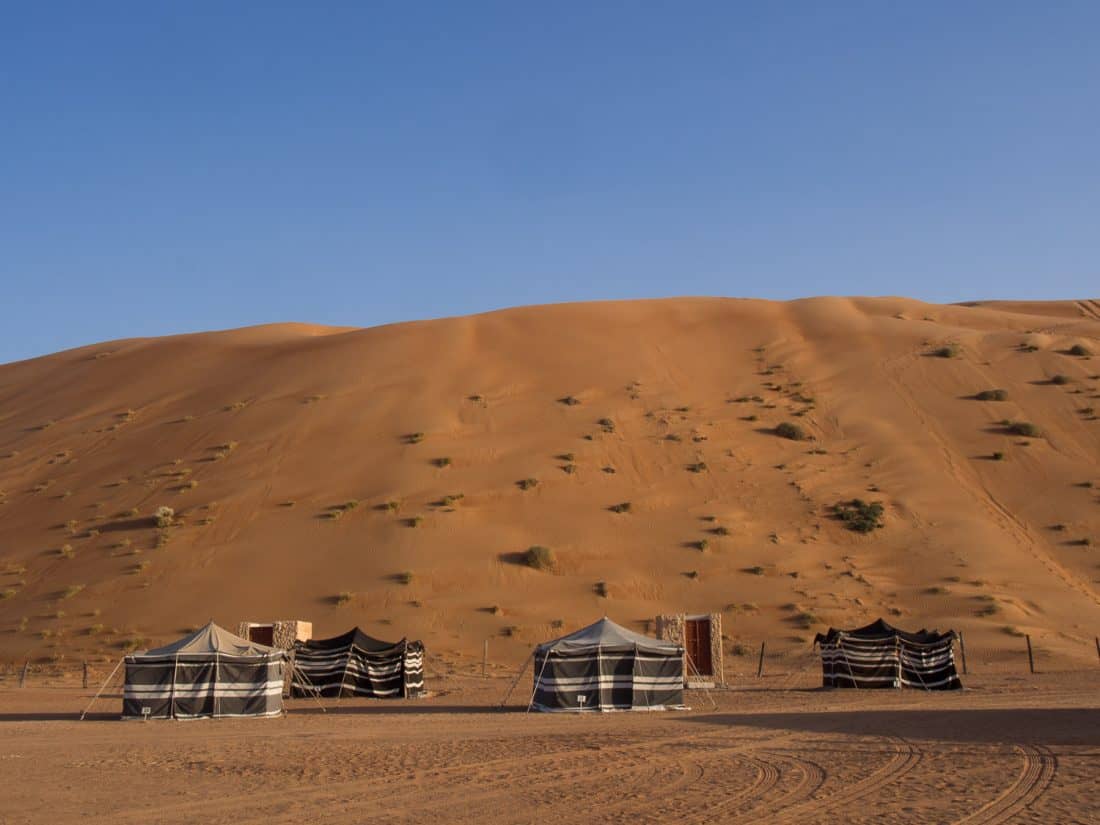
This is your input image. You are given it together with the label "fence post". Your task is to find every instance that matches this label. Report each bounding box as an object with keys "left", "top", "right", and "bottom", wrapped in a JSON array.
[
  {"left": 19, "top": 660, "right": 29, "bottom": 688},
  {"left": 1025, "top": 634, "right": 1035, "bottom": 674},
  {"left": 756, "top": 641, "right": 766, "bottom": 678},
  {"left": 83, "top": 660, "right": 89, "bottom": 689},
  {"left": 482, "top": 639, "right": 488, "bottom": 678},
  {"left": 958, "top": 632, "right": 968, "bottom": 675},
  {"left": 1095, "top": 636, "right": 1099, "bottom": 665}
]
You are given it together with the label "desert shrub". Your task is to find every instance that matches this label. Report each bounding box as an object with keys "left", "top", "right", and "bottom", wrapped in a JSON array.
[
  {"left": 925, "top": 586, "right": 950, "bottom": 595},
  {"left": 991, "top": 451, "right": 1005, "bottom": 461},
  {"left": 1005, "top": 421, "right": 1042, "bottom": 437},
  {"left": 774, "top": 422, "right": 806, "bottom": 441},
  {"left": 831, "top": 499, "right": 885, "bottom": 533},
  {"left": 730, "top": 642, "right": 750, "bottom": 656},
  {"left": 335, "top": 591, "right": 353, "bottom": 606},
  {"left": 404, "top": 432, "right": 425, "bottom": 444},
  {"left": 58, "top": 544, "right": 75, "bottom": 559},
  {"left": 712, "top": 526, "right": 731, "bottom": 536},
  {"left": 433, "top": 457, "right": 452, "bottom": 468},
  {"left": 440, "top": 494, "right": 464, "bottom": 506},
  {"left": 1050, "top": 374, "right": 1071, "bottom": 385},
  {"left": 154, "top": 506, "right": 175, "bottom": 528},
  {"left": 395, "top": 571, "right": 414, "bottom": 585},
  {"left": 608, "top": 502, "right": 631, "bottom": 514},
  {"left": 594, "top": 581, "right": 609, "bottom": 597},
  {"left": 684, "top": 570, "right": 699, "bottom": 580},
  {"left": 664, "top": 433, "right": 682, "bottom": 442},
  {"left": 743, "top": 566, "right": 765, "bottom": 576},
  {"left": 523, "top": 546, "right": 556, "bottom": 571},
  {"left": 0, "top": 589, "right": 15, "bottom": 600},
  {"left": 406, "top": 516, "right": 423, "bottom": 528},
  {"left": 931, "top": 344, "right": 959, "bottom": 358},
  {"left": 975, "top": 389, "right": 1008, "bottom": 401},
  {"left": 792, "top": 611, "right": 819, "bottom": 628},
  {"left": 558, "top": 396, "right": 581, "bottom": 406},
  {"left": 550, "top": 619, "right": 564, "bottom": 629},
  {"left": 559, "top": 452, "right": 575, "bottom": 462},
  {"left": 687, "top": 462, "right": 707, "bottom": 473},
  {"left": 601, "top": 466, "right": 616, "bottom": 474},
  {"left": 61, "top": 584, "right": 85, "bottom": 599},
  {"left": 517, "top": 478, "right": 539, "bottom": 490},
  {"left": 280, "top": 500, "right": 296, "bottom": 508},
  {"left": 693, "top": 539, "right": 709, "bottom": 552},
  {"left": 1068, "top": 344, "right": 1091, "bottom": 356},
  {"left": 597, "top": 418, "right": 615, "bottom": 432},
  {"left": 562, "top": 463, "right": 577, "bottom": 474}
]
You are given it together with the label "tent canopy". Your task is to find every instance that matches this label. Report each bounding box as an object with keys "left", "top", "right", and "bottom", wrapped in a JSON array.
[
  {"left": 123, "top": 622, "right": 284, "bottom": 719},
  {"left": 537, "top": 617, "right": 681, "bottom": 656},
  {"left": 814, "top": 618, "right": 956, "bottom": 647},
  {"left": 298, "top": 627, "right": 410, "bottom": 653},
  {"left": 140, "top": 621, "right": 282, "bottom": 660}
]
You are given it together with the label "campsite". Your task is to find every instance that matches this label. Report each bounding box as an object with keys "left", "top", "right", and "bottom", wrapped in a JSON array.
[
  {"left": 1, "top": 656, "right": 1096, "bottom": 823},
  {"left": 3, "top": 4, "right": 1100, "bottom": 822}
]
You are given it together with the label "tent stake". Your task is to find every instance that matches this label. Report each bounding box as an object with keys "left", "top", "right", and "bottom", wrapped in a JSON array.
[
  {"left": 19, "top": 660, "right": 29, "bottom": 688},
  {"left": 82, "top": 660, "right": 89, "bottom": 689},
  {"left": 80, "top": 657, "right": 125, "bottom": 720},
  {"left": 756, "top": 641, "right": 766, "bottom": 678},
  {"left": 1025, "top": 634, "right": 1035, "bottom": 674}
]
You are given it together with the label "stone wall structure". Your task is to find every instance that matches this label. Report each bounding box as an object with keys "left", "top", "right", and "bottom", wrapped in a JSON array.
[
  {"left": 655, "top": 613, "right": 724, "bottom": 688},
  {"left": 237, "top": 620, "right": 313, "bottom": 695}
]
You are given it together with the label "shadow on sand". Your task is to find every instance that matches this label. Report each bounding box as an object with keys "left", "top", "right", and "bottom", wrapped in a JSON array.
[{"left": 680, "top": 707, "right": 1100, "bottom": 746}]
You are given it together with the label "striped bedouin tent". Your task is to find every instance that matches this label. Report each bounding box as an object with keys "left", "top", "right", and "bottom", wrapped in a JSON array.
[
  {"left": 123, "top": 622, "right": 285, "bottom": 719},
  {"left": 290, "top": 628, "right": 425, "bottom": 699},
  {"left": 814, "top": 618, "right": 962, "bottom": 690},
  {"left": 530, "top": 617, "right": 685, "bottom": 712}
]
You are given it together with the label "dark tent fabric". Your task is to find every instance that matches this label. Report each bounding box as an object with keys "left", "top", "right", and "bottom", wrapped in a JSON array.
[
  {"left": 123, "top": 622, "right": 285, "bottom": 719},
  {"left": 290, "top": 628, "right": 425, "bottom": 698},
  {"left": 532, "top": 618, "right": 684, "bottom": 712},
  {"left": 814, "top": 618, "right": 962, "bottom": 690}
]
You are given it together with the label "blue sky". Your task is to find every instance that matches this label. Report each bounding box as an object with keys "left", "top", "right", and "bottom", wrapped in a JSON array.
[{"left": 2, "top": 2, "right": 1097, "bottom": 363}]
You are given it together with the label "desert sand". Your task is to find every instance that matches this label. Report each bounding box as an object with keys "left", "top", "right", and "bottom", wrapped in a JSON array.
[
  {"left": 1, "top": 668, "right": 1098, "bottom": 824},
  {"left": 1, "top": 296, "right": 1098, "bottom": 668}
]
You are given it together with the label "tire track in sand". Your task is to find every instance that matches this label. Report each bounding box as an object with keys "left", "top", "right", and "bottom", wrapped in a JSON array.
[
  {"left": 766, "top": 737, "right": 923, "bottom": 823},
  {"left": 951, "top": 744, "right": 1057, "bottom": 824}
]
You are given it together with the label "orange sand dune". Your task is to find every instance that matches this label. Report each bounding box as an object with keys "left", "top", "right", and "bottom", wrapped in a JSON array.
[{"left": 0, "top": 296, "right": 1098, "bottom": 667}]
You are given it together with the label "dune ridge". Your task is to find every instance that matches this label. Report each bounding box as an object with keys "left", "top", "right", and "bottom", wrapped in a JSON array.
[{"left": 0, "top": 296, "right": 1098, "bottom": 666}]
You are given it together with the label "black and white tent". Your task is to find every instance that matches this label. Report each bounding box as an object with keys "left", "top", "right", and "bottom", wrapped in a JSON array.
[
  {"left": 290, "top": 628, "right": 425, "bottom": 699},
  {"left": 814, "top": 618, "right": 962, "bottom": 690},
  {"left": 123, "top": 622, "right": 285, "bottom": 719},
  {"left": 531, "top": 617, "right": 685, "bottom": 712}
]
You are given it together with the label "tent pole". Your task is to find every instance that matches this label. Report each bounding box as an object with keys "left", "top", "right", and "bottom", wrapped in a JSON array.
[
  {"left": 499, "top": 649, "right": 534, "bottom": 710},
  {"left": 291, "top": 660, "right": 327, "bottom": 713},
  {"left": 79, "top": 656, "right": 125, "bottom": 720},
  {"left": 683, "top": 650, "right": 717, "bottom": 709},
  {"left": 525, "top": 651, "right": 551, "bottom": 714}
]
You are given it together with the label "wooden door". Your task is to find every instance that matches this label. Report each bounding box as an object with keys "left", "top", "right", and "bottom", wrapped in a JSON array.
[
  {"left": 684, "top": 619, "right": 712, "bottom": 677},
  {"left": 249, "top": 625, "right": 274, "bottom": 646}
]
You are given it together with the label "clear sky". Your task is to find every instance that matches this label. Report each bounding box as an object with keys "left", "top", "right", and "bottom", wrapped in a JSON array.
[{"left": 2, "top": 2, "right": 1097, "bottom": 363}]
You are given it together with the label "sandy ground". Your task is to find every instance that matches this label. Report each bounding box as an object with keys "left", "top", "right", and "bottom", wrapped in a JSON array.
[{"left": 1, "top": 670, "right": 1097, "bottom": 824}]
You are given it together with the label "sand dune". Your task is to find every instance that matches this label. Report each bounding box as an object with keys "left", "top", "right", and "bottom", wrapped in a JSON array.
[{"left": 0, "top": 296, "right": 1098, "bottom": 667}]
